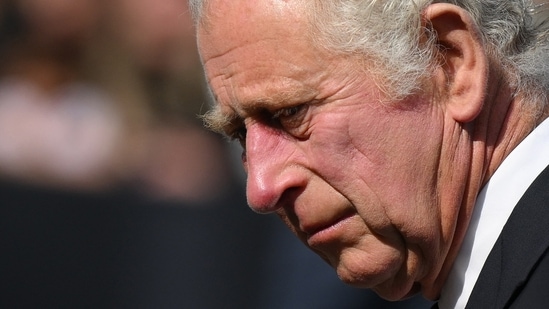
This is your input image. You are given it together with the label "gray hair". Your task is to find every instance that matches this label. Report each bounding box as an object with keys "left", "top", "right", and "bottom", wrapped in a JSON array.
[
  {"left": 189, "top": 0, "right": 549, "bottom": 108},
  {"left": 187, "top": 0, "right": 204, "bottom": 22}
]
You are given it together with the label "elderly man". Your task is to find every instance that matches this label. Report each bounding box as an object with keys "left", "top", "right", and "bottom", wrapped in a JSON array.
[{"left": 190, "top": 0, "right": 549, "bottom": 307}]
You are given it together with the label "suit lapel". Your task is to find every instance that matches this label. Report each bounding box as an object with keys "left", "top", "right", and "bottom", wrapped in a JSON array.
[{"left": 466, "top": 165, "right": 549, "bottom": 308}]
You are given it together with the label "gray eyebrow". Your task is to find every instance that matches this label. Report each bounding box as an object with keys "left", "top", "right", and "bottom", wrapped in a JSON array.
[{"left": 202, "top": 104, "right": 240, "bottom": 135}]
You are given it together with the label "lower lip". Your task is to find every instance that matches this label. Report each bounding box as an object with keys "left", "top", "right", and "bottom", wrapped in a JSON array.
[{"left": 306, "top": 214, "right": 355, "bottom": 246}]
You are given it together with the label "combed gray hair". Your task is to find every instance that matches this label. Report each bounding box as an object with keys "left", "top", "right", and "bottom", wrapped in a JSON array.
[{"left": 189, "top": 0, "right": 549, "bottom": 108}]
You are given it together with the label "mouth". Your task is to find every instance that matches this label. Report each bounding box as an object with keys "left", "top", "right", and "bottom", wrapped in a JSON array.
[{"left": 304, "top": 211, "right": 357, "bottom": 245}]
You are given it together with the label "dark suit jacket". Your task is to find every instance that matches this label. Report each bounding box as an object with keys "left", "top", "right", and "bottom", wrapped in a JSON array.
[{"left": 464, "top": 165, "right": 549, "bottom": 308}]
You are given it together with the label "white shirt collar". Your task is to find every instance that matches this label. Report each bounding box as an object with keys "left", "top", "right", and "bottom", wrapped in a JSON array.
[{"left": 438, "top": 118, "right": 549, "bottom": 308}]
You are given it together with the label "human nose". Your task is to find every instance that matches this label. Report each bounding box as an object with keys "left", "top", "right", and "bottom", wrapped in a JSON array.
[{"left": 244, "top": 123, "right": 305, "bottom": 214}]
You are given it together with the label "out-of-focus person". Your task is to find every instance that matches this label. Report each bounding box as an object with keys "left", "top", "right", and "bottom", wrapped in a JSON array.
[{"left": 0, "top": 0, "right": 147, "bottom": 190}]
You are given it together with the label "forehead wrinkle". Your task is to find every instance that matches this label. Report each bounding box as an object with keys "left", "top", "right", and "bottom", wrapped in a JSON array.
[
  {"left": 234, "top": 59, "right": 322, "bottom": 106},
  {"left": 211, "top": 60, "right": 320, "bottom": 112},
  {"left": 202, "top": 36, "right": 282, "bottom": 66},
  {"left": 249, "top": 82, "right": 318, "bottom": 107},
  {"left": 204, "top": 39, "right": 310, "bottom": 94}
]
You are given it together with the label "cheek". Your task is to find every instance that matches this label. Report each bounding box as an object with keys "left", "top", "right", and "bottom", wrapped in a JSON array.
[
  {"left": 351, "top": 117, "right": 439, "bottom": 221},
  {"left": 306, "top": 111, "right": 367, "bottom": 179},
  {"left": 307, "top": 112, "right": 398, "bottom": 234},
  {"left": 308, "top": 107, "right": 442, "bottom": 237},
  {"left": 307, "top": 109, "right": 394, "bottom": 204}
]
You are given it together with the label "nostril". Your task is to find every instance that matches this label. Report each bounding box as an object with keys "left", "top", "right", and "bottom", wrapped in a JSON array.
[
  {"left": 248, "top": 202, "right": 277, "bottom": 214},
  {"left": 241, "top": 150, "right": 248, "bottom": 173},
  {"left": 247, "top": 184, "right": 304, "bottom": 215}
]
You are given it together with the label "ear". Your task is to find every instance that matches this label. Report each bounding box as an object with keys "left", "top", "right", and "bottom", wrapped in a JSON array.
[{"left": 424, "top": 3, "right": 488, "bottom": 123}]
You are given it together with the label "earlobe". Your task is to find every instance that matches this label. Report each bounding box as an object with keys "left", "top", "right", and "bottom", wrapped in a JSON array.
[{"left": 424, "top": 3, "right": 488, "bottom": 123}]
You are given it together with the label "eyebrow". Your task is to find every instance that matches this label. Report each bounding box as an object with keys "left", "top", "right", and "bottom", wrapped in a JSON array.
[
  {"left": 202, "top": 104, "right": 239, "bottom": 135},
  {"left": 201, "top": 101, "right": 274, "bottom": 138}
]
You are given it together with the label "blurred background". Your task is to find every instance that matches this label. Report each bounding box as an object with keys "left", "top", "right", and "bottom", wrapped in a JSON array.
[{"left": 0, "top": 1, "right": 432, "bottom": 308}]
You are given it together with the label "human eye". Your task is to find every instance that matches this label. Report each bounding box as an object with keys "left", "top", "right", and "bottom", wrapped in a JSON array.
[{"left": 271, "top": 104, "right": 308, "bottom": 137}]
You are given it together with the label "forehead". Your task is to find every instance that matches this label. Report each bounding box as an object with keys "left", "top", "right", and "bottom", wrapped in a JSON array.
[
  {"left": 197, "top": 0, "right": 313, "bottom": 70},
  {"left": 198, "top": 0, "right": 309, "bottom": 53},
  {"left": 197, "top": 0, "right": 326, "bottom": 111}
]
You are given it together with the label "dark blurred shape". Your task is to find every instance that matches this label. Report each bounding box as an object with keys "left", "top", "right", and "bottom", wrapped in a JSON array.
[{"left": 0, "top": 179, "right": 270, "bottom": 309}]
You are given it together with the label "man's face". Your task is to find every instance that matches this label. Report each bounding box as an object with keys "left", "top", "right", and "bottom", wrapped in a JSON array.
[{"left": 199, "top": 0, "right": 452, "bottom": 300}]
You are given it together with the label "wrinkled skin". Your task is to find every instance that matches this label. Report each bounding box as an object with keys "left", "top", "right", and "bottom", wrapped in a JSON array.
[{"left": 196, "top": 0, "right": 520, "bottom": 301}]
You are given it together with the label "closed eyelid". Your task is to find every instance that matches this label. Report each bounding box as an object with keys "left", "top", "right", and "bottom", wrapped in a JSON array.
[{"left": 272, "top": 104, "right": 305, "bottom": 118}]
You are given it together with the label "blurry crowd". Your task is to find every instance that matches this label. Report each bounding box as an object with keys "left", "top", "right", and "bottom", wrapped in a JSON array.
[
  {"left": 0, "top": 1, "right": 431, "bottom": 308},
  {"left": 0, "top": 0, "right": 232, "bottom": 200}
]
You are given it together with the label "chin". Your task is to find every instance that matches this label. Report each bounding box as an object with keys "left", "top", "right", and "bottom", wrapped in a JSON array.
[
  {"left": 333, "top": 251, "right": 414, "bottom": 299},
  {"left": 371, "top": 279, "right": 421, "bottom": 302},
  {"left": 335, "top": 259, "right": 399, "bottom": 289}
]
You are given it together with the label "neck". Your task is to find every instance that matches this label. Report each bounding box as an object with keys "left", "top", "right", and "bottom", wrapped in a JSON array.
[
  {"left": 423, "top": 78, "right": 549, "bottom": 299},
  {"left": 483, "top": 101, "right": 549, "bottom": 185}
]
